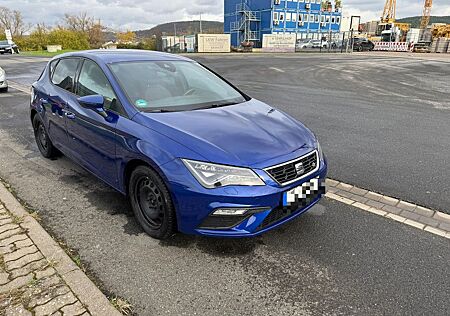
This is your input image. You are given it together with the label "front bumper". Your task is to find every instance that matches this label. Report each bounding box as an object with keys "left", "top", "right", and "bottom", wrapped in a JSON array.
[
  {"left": 161, "top": 154, "right": 328, "bottom": 237},
  {"left": 0, "top": 80, "right": 7, "bottom": 88}
]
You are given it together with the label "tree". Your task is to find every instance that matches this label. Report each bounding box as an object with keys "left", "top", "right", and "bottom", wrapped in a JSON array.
[
  {"left": 0, "top": 7, "right": 30, "bottom": 37},
  {"left": 117, "top": 30, "right": 136, "bottom": 43},
  {"left": 64, "top": 12, "right": 93, "bottom": 33},
  {"left": 88, "top": 22, "right": 105, "bottom": 48},
  {"left": 64, "top": 12, "right": 105, "bottom": 48}
]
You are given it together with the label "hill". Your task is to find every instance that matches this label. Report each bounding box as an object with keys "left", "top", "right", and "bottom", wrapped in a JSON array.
[
  {"left": 396, "top": 16, "right": 450, "bottom": 28},
  {"left": 135, "top": 21, "right": 224, "bottom": 39}
]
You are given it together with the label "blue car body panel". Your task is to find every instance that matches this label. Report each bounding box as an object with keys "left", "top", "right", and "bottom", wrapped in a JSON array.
[{"left": 30, "top": 50, "right": 327, "bottom": 237}]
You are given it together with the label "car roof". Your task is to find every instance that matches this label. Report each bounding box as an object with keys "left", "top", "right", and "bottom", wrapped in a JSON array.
[{"left": 53, "top": 49, "right": 193, "bottom": 64}]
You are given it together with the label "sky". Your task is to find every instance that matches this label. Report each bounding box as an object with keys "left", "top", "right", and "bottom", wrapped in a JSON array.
[{"left": 1, "top": 0, "right": 450, "bottom": 31}]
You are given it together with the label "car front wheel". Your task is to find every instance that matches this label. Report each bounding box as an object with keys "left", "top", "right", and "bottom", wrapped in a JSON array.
[{"left": 129, "top": 165, "right": 177, "bottom": 239}]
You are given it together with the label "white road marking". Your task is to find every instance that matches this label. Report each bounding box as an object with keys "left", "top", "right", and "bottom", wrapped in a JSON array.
[
  {"left": 269, "top": 67, "right": 285, "bottom": 73},
  {"left": 7, "top": 81, "right": 30, "bottom": 94}
]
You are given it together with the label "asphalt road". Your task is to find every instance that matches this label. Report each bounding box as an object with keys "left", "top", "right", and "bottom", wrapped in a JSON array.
[
  {"left": 192, "top": 53, "right": 450, "bottom": 213},
  {"left": 2, "top": 53, "right": 450, "bottom": 213},
  {"left": 0, "top": 54, "right": 449, "bottom": 315}
]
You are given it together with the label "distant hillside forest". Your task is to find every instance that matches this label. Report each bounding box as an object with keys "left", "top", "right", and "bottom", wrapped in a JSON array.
[
  {"left": 135, "top": 21, "right": 224, "bottom": 39},
  {"left": 396, "top": 16, "right": 450, "bottom": 28}
]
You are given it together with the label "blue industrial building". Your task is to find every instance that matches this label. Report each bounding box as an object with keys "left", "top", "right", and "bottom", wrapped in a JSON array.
[{"left": 224, "top": 0, "right": 342, "bottom": 48}]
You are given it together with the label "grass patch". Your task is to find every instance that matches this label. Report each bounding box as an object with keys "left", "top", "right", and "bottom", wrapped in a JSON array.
[
  {"left": 27, "top": 274, "right": 39, "bottom": 288},
  {"left": 11, "top": 214, "right": 24, "bottom": 225},
  {"left": 109, "top": 296, "right": 133, "bottom": 315},
  {"left": 20, "top": 50, "right": 79, "bottom": 57}
]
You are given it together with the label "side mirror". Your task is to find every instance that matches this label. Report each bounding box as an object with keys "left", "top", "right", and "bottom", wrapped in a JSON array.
[{"left": 78, "top": 95, "right": 104, "bottom": 110}]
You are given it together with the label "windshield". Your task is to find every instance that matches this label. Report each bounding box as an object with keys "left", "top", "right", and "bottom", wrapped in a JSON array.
[
  {"left": 109, "top": 60, "right": 247, "bottom": 112},
  {"left": 0, "top": 40, "right": 9, "bottom": 45}
]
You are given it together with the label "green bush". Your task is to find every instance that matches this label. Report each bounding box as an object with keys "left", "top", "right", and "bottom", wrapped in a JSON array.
[{"left": 48, "top": 29, "right": 90, "bottom": 50}]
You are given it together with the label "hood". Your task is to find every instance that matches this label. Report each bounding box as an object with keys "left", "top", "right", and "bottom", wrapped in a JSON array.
[{"left": 134, "top": 99, "right": 316, "bottom": 168}]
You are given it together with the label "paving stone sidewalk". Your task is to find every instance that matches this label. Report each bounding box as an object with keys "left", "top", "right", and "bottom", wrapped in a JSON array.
[
  {"left": 0, "top": 184, "right": 121, "bottom": 316},
  {"left": 0, "top": 202, "right": 90, "bottom": 315},
  {"left": 326, "top": 179, "right": 450, "bottom": 239}
]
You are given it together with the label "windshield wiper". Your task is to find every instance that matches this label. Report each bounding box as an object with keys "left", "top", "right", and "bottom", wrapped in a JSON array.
[{"left": 208, "top": 101, "right": 240, "bottom": 108}]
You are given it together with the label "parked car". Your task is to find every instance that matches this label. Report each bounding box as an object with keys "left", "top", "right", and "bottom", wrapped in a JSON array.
[
  {"left": 30, "top": 50, "right": 327, "bottom": 239},
  {"left": 0, "top": 67, "right": 7, "bottom": 92},
  {"left": 296, "top": 39, "right": 315, "bottom": 49},
  {"left": 352, "top": 38, "right": 375, "bottom": 52},
  {"left": 0, "top": 40, "right": 20, "bottom": 54}
]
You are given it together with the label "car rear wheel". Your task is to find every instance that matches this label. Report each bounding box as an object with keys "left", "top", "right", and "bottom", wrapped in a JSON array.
[
  {"left": 32, "top": 115, "right": 59, "bottom": 158},
  {"left": 129, "top": 165, "right": 176, "bottom": 239}
]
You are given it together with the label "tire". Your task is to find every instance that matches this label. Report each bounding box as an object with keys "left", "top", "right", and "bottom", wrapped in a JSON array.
[
  {"left": 129, "top": 165, "right": 176, "bottom": 239},
  {"left": 32, "top": 115, "right": 59, "bottom": 158},
  {"left": 0, "top": 87, "right": 7, "bottom": 93},
  {"left": 358, "top": 46, "right": 363, "bottom": 52}
]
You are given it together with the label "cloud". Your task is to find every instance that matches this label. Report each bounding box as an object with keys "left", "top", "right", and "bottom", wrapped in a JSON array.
[{"left": 1, "top": 0, "right": 449, "bottom": 30}]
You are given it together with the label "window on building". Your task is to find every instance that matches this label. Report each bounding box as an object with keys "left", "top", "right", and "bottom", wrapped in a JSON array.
[
  {"left": 326, "top": 16, "right": 330, "bottom": 23},
  {"left": 331, "top": 16, "right": 335, "bottom": 23},
  {"left": 321, "top": 15, "right": 325, "bottom": 23},
  {"left": 304, "top": 14, "right": 308, "bottom": 22},
  {"left": 298, "top": 14, "right": 303, "bottom": 22},
  {"left": 279, "top": 12, "right": 285, "bottom": 20},
  {"left": 310, "top": 14, "right": 314, "bottom": 22},
  {"left": 337, "top": 16, "right": 341, "bottom": 24},
  {"left": 273, "top": 12, "right": 279, "bottom": 21},
  {"left": 286, "top": 12, "right": 291, "bottom": 22},
  {"left": 292, "top": 13, "right": 297, "bottom": 22},
  {"left": 315, "top": 15, "right": 319, "bottom": 23}
]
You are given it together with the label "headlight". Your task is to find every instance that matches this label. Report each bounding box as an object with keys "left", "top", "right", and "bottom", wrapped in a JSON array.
[
  {"left": 182, "top": 159, "right": 265, "bottom": 188},
  {"left": 317, "top": 141, "right": 325, "bottom": 162}
]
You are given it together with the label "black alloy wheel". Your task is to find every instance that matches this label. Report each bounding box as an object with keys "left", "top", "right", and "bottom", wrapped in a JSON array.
[
  {"left": 129, "top": 165, "right": 176, "bottom": 239},
  {"left": 32, "top": 115, "right": 58, "bottom": 158}
]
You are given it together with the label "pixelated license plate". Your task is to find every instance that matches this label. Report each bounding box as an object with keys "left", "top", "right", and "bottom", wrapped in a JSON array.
[{"left": 283, "top": 178, "right": 320, "bottom": 206}]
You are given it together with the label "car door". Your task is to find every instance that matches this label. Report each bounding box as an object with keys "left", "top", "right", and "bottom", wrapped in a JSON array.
[
  {"left": 44, "top": 58, "right": 80, "bottom": 151},
  {"left": 65, "top": 58, "right": 120, "bottom": 187}
]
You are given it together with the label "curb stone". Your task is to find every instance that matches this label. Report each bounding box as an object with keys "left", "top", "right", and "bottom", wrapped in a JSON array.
[
  {"left": 325, "top": 178, "right": 450, "bottom": 240},
  {"left": 0, "top": 181, "right": 121, "bottom": 315}
]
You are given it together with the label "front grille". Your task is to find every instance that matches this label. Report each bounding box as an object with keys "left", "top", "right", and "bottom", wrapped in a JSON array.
[
  {"left": 199, "top": 215, "right": 249, "bottom": 230},
  {"left": 257, "top": 187, "right": 325, "bottom": 231},
  {"left": 265, "top": 151, "right": 318, "bottom": 186}
]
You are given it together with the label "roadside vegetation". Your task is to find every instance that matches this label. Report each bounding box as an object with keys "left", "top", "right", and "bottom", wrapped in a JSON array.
[{"left": 0, "top": 7, "right": 157, "bottom": 53}]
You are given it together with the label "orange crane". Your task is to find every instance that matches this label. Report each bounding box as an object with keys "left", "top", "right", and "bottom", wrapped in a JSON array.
[{"left": 420, "top": 0, "right": 433, "bottom": 29}]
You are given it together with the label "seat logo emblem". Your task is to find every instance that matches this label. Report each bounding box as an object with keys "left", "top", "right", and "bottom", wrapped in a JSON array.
[{"left": 295, "top": 162, "right": 305, "bottom": 175}]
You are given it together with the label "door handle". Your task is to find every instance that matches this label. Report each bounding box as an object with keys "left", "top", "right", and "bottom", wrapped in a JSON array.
[{"left": 64, "top": 111, "right": 76, "bottom": 119}]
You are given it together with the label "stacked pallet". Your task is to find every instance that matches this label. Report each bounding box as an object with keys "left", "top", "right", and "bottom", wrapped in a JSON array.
[{"left": 434, "top": 38, "right": 449, "bottom": 53}]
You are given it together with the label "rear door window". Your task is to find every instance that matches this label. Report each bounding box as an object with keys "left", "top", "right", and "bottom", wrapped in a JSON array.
[{"left": 52, "top": 58, "right": 79, "bottom": 93}]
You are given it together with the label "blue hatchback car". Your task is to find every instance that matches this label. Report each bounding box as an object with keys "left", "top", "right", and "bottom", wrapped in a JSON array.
[{"left": 30, "top": 50, "right": 327, "bottom": 239}]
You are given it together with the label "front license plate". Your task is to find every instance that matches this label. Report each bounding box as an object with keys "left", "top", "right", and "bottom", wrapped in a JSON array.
[{"left": 283, "top": 178, "right": 320, "bottom": 207}]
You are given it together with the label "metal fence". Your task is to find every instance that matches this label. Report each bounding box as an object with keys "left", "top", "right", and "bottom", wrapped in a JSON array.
[{"left": 294, "top": 31, "right": 357, "bottom": 53}]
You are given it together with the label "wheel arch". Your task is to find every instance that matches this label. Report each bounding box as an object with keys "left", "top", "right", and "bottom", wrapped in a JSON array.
[
  {"left": 123, "top": 158, "right": 180, "bottom": 232},
  {"left": 30, "top": 109, "right": 38, "bottom": 124}
]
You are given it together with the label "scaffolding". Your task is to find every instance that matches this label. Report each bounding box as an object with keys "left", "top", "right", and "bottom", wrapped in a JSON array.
[{"left": 230, "top": 1, "right": 261, "bottom": 46}]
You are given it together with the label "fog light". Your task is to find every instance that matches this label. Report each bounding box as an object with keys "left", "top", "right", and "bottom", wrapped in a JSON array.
[{"left": 213, "top": 208, "right": 249, "bottom": 216}]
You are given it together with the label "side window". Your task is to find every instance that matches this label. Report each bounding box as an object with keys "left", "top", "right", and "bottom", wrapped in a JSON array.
[
  {"left": 52, "top": 58, "right": 79, "bottom": 93},
  {"left": 77, "top": 59, "right": 123, "bottom": 114},
  {"left": 49, "top": 60, "right": 59, "bottom": 78}
]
